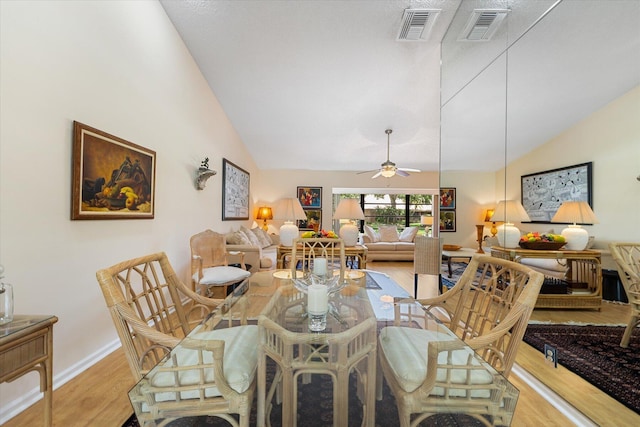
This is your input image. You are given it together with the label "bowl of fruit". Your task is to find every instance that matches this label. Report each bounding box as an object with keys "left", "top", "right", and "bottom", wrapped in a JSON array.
[{"left": 518, "top": 232, "right": 566, "bottom": 250}]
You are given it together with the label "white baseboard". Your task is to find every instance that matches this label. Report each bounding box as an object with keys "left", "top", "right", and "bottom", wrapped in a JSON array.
[{"left": 0, "top": 338, "right": 122, "bottom": 425}]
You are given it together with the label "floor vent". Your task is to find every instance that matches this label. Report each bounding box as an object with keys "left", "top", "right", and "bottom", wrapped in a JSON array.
[
  {"left": 459, "top": 9, "right": 509, "bottom": 41},
  {"left": 397, "top": 9, "right": 441, "bottom": 42}
]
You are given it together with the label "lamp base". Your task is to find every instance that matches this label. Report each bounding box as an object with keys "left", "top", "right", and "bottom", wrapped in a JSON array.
[
  {"left": 497, "top": 223, "right": 521, "bottom": 248},
  {"left": 280, "top": 221, "right": 299, "bottom": 247},
  {"left": 339, "top": 223, "right": 359, "bottom": 247},
  {"left": 561, "top": 225, "right": 589, "bottom": 250}
]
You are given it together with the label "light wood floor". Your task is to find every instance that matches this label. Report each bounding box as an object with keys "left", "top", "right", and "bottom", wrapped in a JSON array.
[{"left": 4, "top": 261, "right": 639, "bottom": 426}]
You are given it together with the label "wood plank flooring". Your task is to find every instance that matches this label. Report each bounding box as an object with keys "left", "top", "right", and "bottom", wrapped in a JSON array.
[{"left": 4, "top": 261, "right": 638, "bottom": 426}]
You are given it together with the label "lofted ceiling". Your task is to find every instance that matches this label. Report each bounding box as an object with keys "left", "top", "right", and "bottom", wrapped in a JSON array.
[{"left": 160, "top": 0, "right": 640, "bottom": 174}]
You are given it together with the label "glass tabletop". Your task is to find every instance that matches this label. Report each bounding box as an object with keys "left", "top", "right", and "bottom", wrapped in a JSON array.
[{"left": 128, "top": 269, "right": 519, "bottom": 426}]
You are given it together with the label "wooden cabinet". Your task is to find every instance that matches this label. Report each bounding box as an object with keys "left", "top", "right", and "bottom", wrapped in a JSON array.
[{"left": 491, "top": 247, "right": 602, "bottom": 310}]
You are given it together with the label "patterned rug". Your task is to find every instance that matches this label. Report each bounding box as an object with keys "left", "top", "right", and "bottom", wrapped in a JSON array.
[
  {"left": 523, "top": 324, "right": 640, "bottom": 413},
  {"left": 441, "top": 262, "right": 468, "bottom": 289}
]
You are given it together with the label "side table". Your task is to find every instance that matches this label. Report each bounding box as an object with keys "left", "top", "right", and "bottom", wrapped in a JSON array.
[
  {"left": 1, "top": 315, "right": 58, "bottom": 426},
  {"left": 276, "top": 244, "right": 367, "bottom": 270}
]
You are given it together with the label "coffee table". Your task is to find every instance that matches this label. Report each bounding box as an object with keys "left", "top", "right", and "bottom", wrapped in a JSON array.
[{"left": 442, "top": 247, "right": 478, "bottom": 277}]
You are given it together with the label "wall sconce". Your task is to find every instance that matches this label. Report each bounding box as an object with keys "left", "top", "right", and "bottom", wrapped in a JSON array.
[
  {"left": 195, "top": 157, "right": 216, "bottom": 190},
  {"left": 256, "top": 206, "right": 273, "bottom": 231}
]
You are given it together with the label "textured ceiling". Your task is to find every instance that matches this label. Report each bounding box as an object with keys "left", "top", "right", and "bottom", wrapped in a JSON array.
[{"left": 161, "top": 0, "right": 640, "bottom": 174}]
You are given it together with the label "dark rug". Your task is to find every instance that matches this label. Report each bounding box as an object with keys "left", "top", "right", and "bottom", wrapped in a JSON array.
[{"left": 523, "top": 324, "right": 640, "bottom": 414}]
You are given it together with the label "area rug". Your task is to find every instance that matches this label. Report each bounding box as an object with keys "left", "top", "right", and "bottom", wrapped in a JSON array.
[
  {"left": 441, "top": 262, "right": 468, "bottom": 289},
  {"left": 523, "top": 324, "right": 640, "bottom": 414}
]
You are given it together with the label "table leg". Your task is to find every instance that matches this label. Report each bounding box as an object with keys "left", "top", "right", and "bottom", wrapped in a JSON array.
[{"left": 447, "top": 257, "right": 453, "bottom": 278}]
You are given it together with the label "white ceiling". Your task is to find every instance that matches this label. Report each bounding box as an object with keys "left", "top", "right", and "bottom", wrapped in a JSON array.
[{"left": 160, "top": 0, "right": 640, "bottom": 174}]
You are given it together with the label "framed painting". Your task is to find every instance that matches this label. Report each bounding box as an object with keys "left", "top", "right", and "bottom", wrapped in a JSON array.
[
  {"left": 222, "top": 158, "right": 250, "bottom": 220},
  {"left": 440, "top": 211, "right": 456, "bottom": 232},
  {"left": 71, "top": 121, "right": 155, "bottom": 220},
  {"left": 521, "top": 162, "right": 593, "bottom": 223},
  {"left": 439, "top": 188, "right": 456, "bottom": 209},
  {"left": 298, "top": 209, "right": 322, "bottom": 231},
  {"left": 297, "top": 186, "right": 322, "bottom": 208}
]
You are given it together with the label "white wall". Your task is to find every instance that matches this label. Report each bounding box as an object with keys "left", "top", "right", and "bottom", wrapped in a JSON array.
[{"left": 0, "top": 1, "right": 259, "bottom": 420}]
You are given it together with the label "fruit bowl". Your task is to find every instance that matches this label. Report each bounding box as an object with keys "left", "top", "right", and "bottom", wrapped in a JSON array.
[{"left": 518, "top": 241, "right": 566, "bottom": 250}]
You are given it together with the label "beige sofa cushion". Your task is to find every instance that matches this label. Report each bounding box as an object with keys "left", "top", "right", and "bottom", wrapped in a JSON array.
[
  {"left": 226, "top": 230, "right": 252, "bottom": 245},
  {"left": 379, "top": 225, "right": 399, "bottom": 242},
  {"left": 399, "top": 226, "right": 418, "bottom": 242},
  {"left": 364, "top": 225, "right": 380, "bottom": 243}
]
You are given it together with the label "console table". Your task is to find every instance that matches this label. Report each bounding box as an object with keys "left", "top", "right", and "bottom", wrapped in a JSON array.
[
  {"left": 491, "top": 246, "right": 602, "bottom": 310},
  {"left": 276, "top": 245, "right": 367, "bottom": 270},
  {"left": 1, "top": 315, "right": 58, "bottom": 426}
]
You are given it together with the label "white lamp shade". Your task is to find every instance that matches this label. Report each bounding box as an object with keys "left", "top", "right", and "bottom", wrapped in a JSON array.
[
  {"left": 420, "top": 215, "right": 434, "bottom": 226},
  {"left": 333, "top": 199, "right": 365, "bottom": 220},
  {"left": 551, "top": 201, "right": 598, "bottom": 251}
]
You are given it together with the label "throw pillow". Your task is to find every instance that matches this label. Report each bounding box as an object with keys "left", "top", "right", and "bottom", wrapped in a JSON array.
[
  {"left": 399, "top": 226, "right": 418, "bottom": 242},
  {"left": 251, "top": 227, "right": 272, "bottom": 248},
  {"left": 378, "top": 225, "right": 399, "bottom": 242},
  {"left": 364, "top": 225, "right": 380, "bottom": 243},
  {"left": 241, "top": 226, "right": 261, "bottom": 247},
  {"left": 226, "top": 230, "right": 251, "bottom": 245}
]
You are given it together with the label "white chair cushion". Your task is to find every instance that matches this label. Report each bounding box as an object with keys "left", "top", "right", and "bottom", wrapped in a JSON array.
[
  {"left": 193, "top": 266, "right": 250, "bottom": 286},
  {"left": 379, "top": 326, "right": 493, "bottom": 397},
  {"left": 150, "top": 325, "right": 259, "bottom": 402}
]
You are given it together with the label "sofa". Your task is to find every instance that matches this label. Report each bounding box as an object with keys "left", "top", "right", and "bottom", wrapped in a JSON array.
[
  {"left": 362, "top": 225, "right": 418, "bottom": 262},
  {"left": 225, "top": 226, "right": 279, "bottom": 273}
]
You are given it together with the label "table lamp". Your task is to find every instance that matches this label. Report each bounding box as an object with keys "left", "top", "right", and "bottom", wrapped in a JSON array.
[
  {"left": 333, "top": 199, "right": 365, "bottom": 246},
  {"left": 256, "top": 206, "right": 273, "bottom": 231},
  {"left": 420, "top": 215, "right": 433, "bottom": 236},
  {"left": 274, "top": 198, "right": 307, "bottom": 246},
  {"left": 490, "top": 200, "right": 530, "bottom": 248},
  {"left": 484, "top": 209, "right": 499, "bottom": 237},
  {"left": 551, "top": 201, "right": 598, "bottom": 250}
]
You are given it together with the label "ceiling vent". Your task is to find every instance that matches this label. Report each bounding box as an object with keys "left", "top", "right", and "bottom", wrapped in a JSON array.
[
  {"left": 459, "top": 9, "right": 509, "bottom": 41},
  {"left": 397, "top": 9, "right": 441, "bottom": 42}
]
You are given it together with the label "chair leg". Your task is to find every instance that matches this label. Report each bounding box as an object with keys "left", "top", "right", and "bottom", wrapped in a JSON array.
[{"left": 620, "top": 313, "right": 640, "bottom": 348}]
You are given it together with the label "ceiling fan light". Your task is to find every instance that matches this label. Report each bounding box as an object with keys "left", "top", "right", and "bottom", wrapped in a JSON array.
[{"left": 381, "top": 169, "right": 395, "bottom": 178}]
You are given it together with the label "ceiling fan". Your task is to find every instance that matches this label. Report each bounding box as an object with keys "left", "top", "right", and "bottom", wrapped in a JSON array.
[{"left": 358, "top": 129, "right": 421, "bottom": 178}]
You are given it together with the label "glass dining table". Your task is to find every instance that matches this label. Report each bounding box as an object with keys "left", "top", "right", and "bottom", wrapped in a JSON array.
[{"left": 128, "top": 269, "right": 520, "bottom": 426}]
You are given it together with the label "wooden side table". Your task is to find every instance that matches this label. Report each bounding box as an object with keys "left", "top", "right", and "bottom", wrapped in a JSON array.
[
  {"left": 1, "top": 315, "right": 58, "bottom": 426},
  {"left": 490, "top": 246, "right": 602, "bottom": 310}
]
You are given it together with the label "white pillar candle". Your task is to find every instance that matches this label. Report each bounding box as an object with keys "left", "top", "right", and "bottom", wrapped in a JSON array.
[
  {"left": 307, "top": 284, "right": 328, "bottom": 314},
  {"left": 313, "top": 258, "right": 327, "bottom": 276}
]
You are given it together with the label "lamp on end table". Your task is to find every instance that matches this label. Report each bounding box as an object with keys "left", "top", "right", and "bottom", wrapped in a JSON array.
[
  {"left": 275, "top": 198, "right": 306, "bottom": 246},
  {"left": 333, "top": 198, "right": 365, "bottom": 246}
]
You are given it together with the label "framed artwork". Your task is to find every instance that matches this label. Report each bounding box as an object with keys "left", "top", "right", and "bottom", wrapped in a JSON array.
[
  {"left": 222, "top": 158, "right": 250, "bottom": 220},
  {"left": 521, "top": 162, "right": 593, "bottom": 223},
  {"left": 297, "top": 186, "right": 322, "bottom": 208},
  {"left": 439, "top": 188, "right": 456, "bottom": 209},
  {"left": 71, "top": 121, "right": 155, "bottom": 220},
  {"left": 440, "top": 211, "right": 456, "bottom": 232},
  {"left": 298, "top": 209, "right": 322, "bottom": 231}
]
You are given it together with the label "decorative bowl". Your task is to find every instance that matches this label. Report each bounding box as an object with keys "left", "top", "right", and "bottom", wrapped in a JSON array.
[
  {"left": 443, "top": 244, "right": 462, "bottom": 251},
  {"left": 292, "top": 272, "right": 345, "bottom": 296},
  {"left": 518, "top": 241, "right": 565, "bottom": 250}
]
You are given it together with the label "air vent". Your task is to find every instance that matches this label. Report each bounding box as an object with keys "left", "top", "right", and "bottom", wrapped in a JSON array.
[
  {"left": 459, "top": 9, "right": 509, "bottom": 41},
  {"left": 397, "top": 9, "right": 441, "bottom": 42}
]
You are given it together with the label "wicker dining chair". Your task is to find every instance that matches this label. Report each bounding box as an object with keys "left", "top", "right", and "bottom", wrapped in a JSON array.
[
  {"left": 290, "top": 237, "right": 346, "bottom": 281},
  {"left": 609, "top": 242, "right": 640, "bottom": 348},
  {"left": 378, "top": 254, "right": 544, "bottom": 427},
  {"left": 190, "top": 229, "right": 251, "bottom": 297},
  {"left": 413, "top": 236, "right": 441, "bottom": 297},
  {"left": 96, "top": 251, "right": 258, "bottom": 427}
]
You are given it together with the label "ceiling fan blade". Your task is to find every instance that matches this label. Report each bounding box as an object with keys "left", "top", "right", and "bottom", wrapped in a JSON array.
[
  {"left": 395, "top": 170, "right": 410, "bottom": 177},
  {"left": 398, "top": 167, "right": 421, "bottom": 172},
  {"left": 357, "top": 169, "right": 379, "bottom": 175},
  {"left": 371, "top": 170, "right": 383, "bottom": 179}
]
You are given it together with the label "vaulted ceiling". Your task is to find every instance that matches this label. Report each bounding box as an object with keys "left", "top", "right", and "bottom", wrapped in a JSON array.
[{"left": 160, "top": 0, "right": 640, "bottom": 174}]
